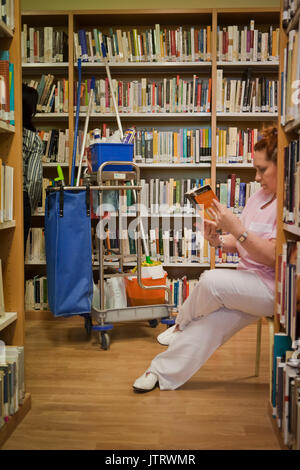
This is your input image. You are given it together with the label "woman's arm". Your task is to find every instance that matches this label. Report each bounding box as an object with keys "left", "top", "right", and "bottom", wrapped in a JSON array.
[{"left": 211, "top": 200, "right": 276, "bottom": 268}]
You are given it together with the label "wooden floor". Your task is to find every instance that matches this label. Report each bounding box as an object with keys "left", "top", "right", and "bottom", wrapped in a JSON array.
[{"left": 2, "top": 316, "right": 281, "bottom": 450}]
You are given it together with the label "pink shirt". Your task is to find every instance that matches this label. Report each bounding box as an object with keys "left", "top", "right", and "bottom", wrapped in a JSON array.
[{"left": 237, "top": 188, "right": 277, "bottom": 293}]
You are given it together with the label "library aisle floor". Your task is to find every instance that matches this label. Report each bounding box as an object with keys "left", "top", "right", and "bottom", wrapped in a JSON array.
[{"left": 2, "top": 316, "right": 281, "bottom": 450}]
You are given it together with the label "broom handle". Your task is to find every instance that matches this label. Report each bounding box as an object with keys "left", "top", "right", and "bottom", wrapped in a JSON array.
[
  {"left": 130, "top": 180, "right": 149, "bottom": 258},
  {"left": 101, "top": 43, "right": 123, "bottom": 140},
  {"left": 71, "top": 58, "right": 82, "bottom": 186},
  {"left": 76, "top": 78, "right": 95, "bottom": 186}
]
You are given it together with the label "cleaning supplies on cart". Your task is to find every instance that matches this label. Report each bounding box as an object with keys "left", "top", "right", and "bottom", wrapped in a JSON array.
[
  {"left": 125, "top": 261, "right": 168, "bottom": 307},
  {"left": 93, "top": 277, "right": 127, "bottom": 310}
]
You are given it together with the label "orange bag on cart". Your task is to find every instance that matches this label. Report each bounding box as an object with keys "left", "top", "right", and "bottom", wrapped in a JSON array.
[{"left": 125, "top": 273, "right": 167, "bottom": 306}]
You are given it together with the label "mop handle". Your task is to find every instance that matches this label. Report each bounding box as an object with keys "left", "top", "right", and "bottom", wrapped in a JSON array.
[
  {"left": 101, "top": 43, "right": 123, "bottom": 140},
  {"left": 130, "top": 180, "right": 149, "bottom": 258},
  {"left": 71, "top": 58, "right": 82, "bottom": 186},
  {"left": 76, "top": 78, "right": 95, "bottom": 187}
]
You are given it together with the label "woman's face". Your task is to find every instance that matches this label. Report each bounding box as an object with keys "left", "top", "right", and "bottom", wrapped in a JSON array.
[{"left": 253, "top": 149, "right": 277, "bottom": 195}]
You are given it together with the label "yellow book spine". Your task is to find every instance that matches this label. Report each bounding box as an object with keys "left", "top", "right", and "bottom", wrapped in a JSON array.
[
  {"left": 206, "top": 26, "right": 211, "bottom": 61},
  {"left": 174, "top": 131, "right": 178, "bottom": 162}
]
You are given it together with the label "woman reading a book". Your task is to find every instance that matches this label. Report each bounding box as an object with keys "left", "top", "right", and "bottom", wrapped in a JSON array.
[
  {"left": 22, "top": 83, "right": 43, "bottom": 255},
  {"left": 133, "top": 126, "right": 278, "bottom": 392}
]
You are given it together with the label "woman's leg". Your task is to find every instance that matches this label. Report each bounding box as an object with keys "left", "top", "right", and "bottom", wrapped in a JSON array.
[
  {"left": 147, "top": 308, "right": 258, "bottom": 390},
  {"left": 175, "top": 268, "right": 274, "bottom": 330}
]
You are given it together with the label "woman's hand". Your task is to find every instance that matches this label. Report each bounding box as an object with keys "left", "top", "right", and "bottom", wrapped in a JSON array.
[
  {"left": 197, "top": 218, "right": 221, "bottom": 247},
  {"left": 210, "top": 199, "right": 244, "bottom": 236}
]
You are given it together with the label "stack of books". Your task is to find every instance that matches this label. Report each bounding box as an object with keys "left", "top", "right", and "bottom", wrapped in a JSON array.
[
  {"left": 38, "top": 128, "right": 70, "bottom": 164},
  {"left": 271, "top": 333, "right": 300, "bottom": 449},
  {"left": 0, "top": 50, "right": 15, "bottom": 125},
  {"left": 134, "top": 128, "right": 211, "bottom": 164},
  {"left": 217, "top": 21, "right": 280, "bottom": 62},
  {"left": 216, "top": 127, "right": 258, "bottom": 164},
  {"left": 216, "top": 69, "right": 278, "bottom": 113},
  {"left": 21, "top": 25, "right": 68, "bottom": 63},
  {"left": 25, "top": 276, "right": 48, "bottom": 311},
  {"left": 74, "top": 24, "right": 212, "bottom": 63},
  {"left": 0, "top": 159, "right": 13, "bottom": 223},
  {"left": 25, "top": 228, "right": 46, "bottom": 264},
  {"left": 281, "top": 23, "right": 300, "bottom": 125},
  {"left": 26, "top": 75, "right": 69, "bottom": 113},
  {"left": 0, "top": 346, "right": 25, "bottom": 429},
  {"left": 75, "top": 76, "right": 211, "bottom": 114},
  {"left": 277, "top": 240, "right": 300, "bottom": 342},
  {"left": 283, "top": 138, "right": 300, "bottom": 227}
]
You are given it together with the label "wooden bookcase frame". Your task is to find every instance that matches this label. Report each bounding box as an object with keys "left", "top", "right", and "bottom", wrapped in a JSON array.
[
  {"left": 0, "top": 0, "right": 31, "bottom": 449},
  {"left": 21, "top": 7, "right": 280, "bottom": 312}
]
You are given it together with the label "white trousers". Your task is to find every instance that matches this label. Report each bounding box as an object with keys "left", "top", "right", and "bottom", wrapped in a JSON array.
[{"left": 148, "top": 269, "right": 274, "bottom": 390}]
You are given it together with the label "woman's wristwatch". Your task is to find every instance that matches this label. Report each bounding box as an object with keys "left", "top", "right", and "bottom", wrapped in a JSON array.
[{"left": 237, "top": 231, "right": 248, "bottom": 243}]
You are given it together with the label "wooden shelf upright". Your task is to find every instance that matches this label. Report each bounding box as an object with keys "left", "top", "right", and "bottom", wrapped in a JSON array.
[{"left": 0, "top": 0, "right": 31, "bottom": 448}]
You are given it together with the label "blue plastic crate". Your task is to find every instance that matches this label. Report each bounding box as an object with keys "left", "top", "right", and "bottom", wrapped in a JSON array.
[{"left": 90, "top": 142, "right": 134, "bottom": 172}]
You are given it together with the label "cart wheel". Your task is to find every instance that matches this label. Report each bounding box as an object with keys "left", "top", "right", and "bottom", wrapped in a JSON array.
[
  {"left": 99, "top": 332, "right": 110, "bottom": 350},
  {"left": 148, "top": 319, "right": 158, "bottom": 328},
  {"left": 84, "top": 316, "right": 93, "bottom": 335}
]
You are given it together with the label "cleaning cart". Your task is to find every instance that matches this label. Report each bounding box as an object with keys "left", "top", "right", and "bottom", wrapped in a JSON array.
[{"left": 88, "top": 160, "right": 176, "bottom": 350}]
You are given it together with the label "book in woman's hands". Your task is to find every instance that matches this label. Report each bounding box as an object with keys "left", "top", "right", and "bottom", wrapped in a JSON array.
[{"left": 185, "top": 184, "right": 218, "bottom": 220}]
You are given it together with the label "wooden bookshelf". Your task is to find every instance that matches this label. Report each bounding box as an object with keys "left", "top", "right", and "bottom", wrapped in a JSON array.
[
  {"left": 21, "top": 8, "right": 280, "bottom": 314},
  {"left": 270, "top": 0, "right": 300, "bottom": 450},
  {"left": 0, "top": 394, "right": 32, "bottom": 448},
  {"left": 0, "top": 0, "right": 31, "bottom": 448}
]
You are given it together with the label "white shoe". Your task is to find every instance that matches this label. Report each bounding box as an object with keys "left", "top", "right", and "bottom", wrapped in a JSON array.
[
  {"left": 133, "top": 372, "right": 158, "bottom": 393},
  {"left": 157, "top": 324, "right": 178, "bottom": 346}
]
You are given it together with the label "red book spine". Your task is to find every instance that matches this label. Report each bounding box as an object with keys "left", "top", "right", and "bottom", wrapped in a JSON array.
[
  {"left": 171, "top": 30, "right": 176, "bottom": 58},
  {"left": 0, "top": 61, "right": 10, "bottom": 123},
  {"left": 197, "top": 82, "right": 201, "bottom": 110},
  {"left": 230, "top": 174, "right": 236, "bottom": 208},
  {"left": 239, "top": 130, "right": 243, "bottom": 157}
]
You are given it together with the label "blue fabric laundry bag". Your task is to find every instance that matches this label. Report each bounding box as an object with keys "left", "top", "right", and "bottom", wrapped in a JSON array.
[{"left": 45, "top": 187, "right": 93, "bottom": 317}]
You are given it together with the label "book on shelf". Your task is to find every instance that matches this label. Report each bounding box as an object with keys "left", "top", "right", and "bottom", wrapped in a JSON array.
[
  {"left": 217, "top": 21, "right": 280, "bottom": 62},
  {"left": 0, "top": 346, "right": 25, "bottom": 429},
  {"left": 38, "top": 129, "right": 69, "bottom": 164},
  {"left": 166, "top": 276, "right": 199, "bottom": 308},
  {"left": 25, "top": 228, "right": 46, "bottom": 264},
  {"left": 33, "top": 178, "right": 51, "bottom": 216},
  {"left": 0, "top": 0, "right": 14, "bottom": 31},
  {"left": 22, "top": 25, "right": 68, "bottom": 63},
  {"left": 216, "top": 68, "right": 278, "bottom": 113},
  {"left": 75, "top": 76, "right": 211, "bottom": 114},
  {"left": 74, "top": 24, "right": 212, "bottom": 64},
  {"left": 281, "top": 21, "right": 300, "bottom": 126},
  {"left": 0, "top": 159, "right": 13, "bottom": 223},
  {"left": 283, "top": 137, "right": 300, "bottom": 226},
  {"left": 25, "top": 276, "right": 48, "bottom": 311},
  {"left": 92, "top": 226, "right": 210, "bottom": 266},
  {"left": 278, "top": 240, "right": 300, "bottom": 343},
  {"left": 26, "top": 75, "right": 69, "bottom": 113},
  {"left": 0, "top": 51, "right": 14, "bottom": 125},
  {"left": 133, "top": 127, "right": 211, "bottom": 164},
  {"left": 216, "top": 127, "right": 258, "bottom": 164}
]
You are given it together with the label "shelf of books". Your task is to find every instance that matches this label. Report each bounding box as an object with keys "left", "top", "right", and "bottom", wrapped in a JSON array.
[
  {"left": 0, "top": 0, "right": 31, "bottom": 448},
  {"left": 269, "top": 0, "right": 300, "bottom": 451},
  {"left": 21, "top": 8, "right": 279, "bottom": 318}
]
